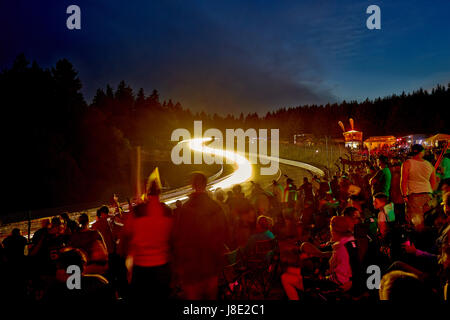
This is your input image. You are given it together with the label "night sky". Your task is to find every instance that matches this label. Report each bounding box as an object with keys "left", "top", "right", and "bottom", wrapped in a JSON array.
[{"left": 2, "top": 0, "right": 450, "bottom": 114}]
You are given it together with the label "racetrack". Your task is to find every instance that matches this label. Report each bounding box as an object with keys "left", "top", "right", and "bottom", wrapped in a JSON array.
[{"left": 0, "top": 138, "right": 322, "bottom": 241}]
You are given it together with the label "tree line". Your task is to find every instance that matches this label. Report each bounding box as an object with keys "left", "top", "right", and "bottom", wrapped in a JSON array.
[{"left": 1, "top": 54, "right": 448, "bottom": 214}]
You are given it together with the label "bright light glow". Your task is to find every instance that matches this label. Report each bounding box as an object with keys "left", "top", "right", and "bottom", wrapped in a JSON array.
[
  {"left": 163, "top": 137, "right": 253, "bottom": 204},
  {"left": 188, "top": 138, "right": 253, "bottom": 191}
]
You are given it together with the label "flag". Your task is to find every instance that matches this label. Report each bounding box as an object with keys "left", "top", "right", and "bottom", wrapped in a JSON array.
[{"left": 146, "top": 167, "right": 162, "bottom": 195}]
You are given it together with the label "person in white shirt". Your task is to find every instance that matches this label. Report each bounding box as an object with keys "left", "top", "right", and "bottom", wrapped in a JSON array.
[{"left": 401, "top": 144, "right": 437, "bottom": 230}]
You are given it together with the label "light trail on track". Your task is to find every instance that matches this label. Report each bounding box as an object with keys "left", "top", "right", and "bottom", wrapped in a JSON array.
[
  {"left": 163, "top": 138, "right": 325, "bottom": 205},
  {"left": 164, "top": 137, "right": 253, "bottom": 204}
]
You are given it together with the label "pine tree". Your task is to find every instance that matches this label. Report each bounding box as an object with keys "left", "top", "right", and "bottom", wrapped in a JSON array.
[
  {"left": 92, "top": 88, "right": 107, "bottom": 109},
  {"left": 135, "top": 88, "right": 146, "bottom": 109}
]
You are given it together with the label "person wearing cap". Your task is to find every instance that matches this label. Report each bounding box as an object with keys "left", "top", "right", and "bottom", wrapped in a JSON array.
[
  {"left": 281, "top": 216, "right": 355, "bottom": 299},
  {"left": 401, "top": 144, "right": 437, "bottom": 230}
]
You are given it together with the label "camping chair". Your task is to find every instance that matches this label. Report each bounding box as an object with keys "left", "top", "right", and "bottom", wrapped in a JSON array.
[
  {"left": 302, "top": 239, "right": 370, "bottom": 301},
  {"left": 243, "top": 238, "right": 280, "bottom": 299},
  {"left": 219, "top": 248, "right": 249, "bottom": 300}
]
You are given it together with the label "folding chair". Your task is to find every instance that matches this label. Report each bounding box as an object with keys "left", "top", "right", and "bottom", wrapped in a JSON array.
[
  {"left": 219, "top": 248, "right": 248, "bottom": 300},
  {"left": 244, "top": 238, "right": 280, "bottom": 299},
  {"left": 302, "top": 239, "right": 371, "bottom": 302}
]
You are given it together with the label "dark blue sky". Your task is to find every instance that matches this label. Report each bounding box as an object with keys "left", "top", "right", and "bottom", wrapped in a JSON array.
[{"left": 2, "top": 0, "right": 450, "bottom": 114}]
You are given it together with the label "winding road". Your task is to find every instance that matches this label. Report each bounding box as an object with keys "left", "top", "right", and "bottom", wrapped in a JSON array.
[{"left": 0, "top": 138, "right": 323, "bottom": 240}]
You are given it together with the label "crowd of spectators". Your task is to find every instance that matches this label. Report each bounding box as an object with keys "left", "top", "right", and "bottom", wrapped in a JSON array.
[
  {"left": 279, "top": 143, "right": 449, "bottom": 301},
  {"left": 0, "top": 144, "right": 449, "bottom": 302}
]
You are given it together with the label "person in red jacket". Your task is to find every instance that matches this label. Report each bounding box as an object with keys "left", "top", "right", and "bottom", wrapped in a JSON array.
[{"left": 121, "top": 181, "right": 174, "bottom": 301}]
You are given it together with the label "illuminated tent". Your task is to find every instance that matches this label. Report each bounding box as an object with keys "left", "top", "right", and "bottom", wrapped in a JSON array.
[
  {"left": 364, "top": 136, "right": 396, "bottom": 151},
  {"left": 424, "top": 133, "right": 450, "bottom": 147}
]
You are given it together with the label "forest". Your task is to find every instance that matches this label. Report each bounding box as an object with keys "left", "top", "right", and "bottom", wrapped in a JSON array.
[{"left": 1, "top": 54, "right": 448, "bottom": 214}]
